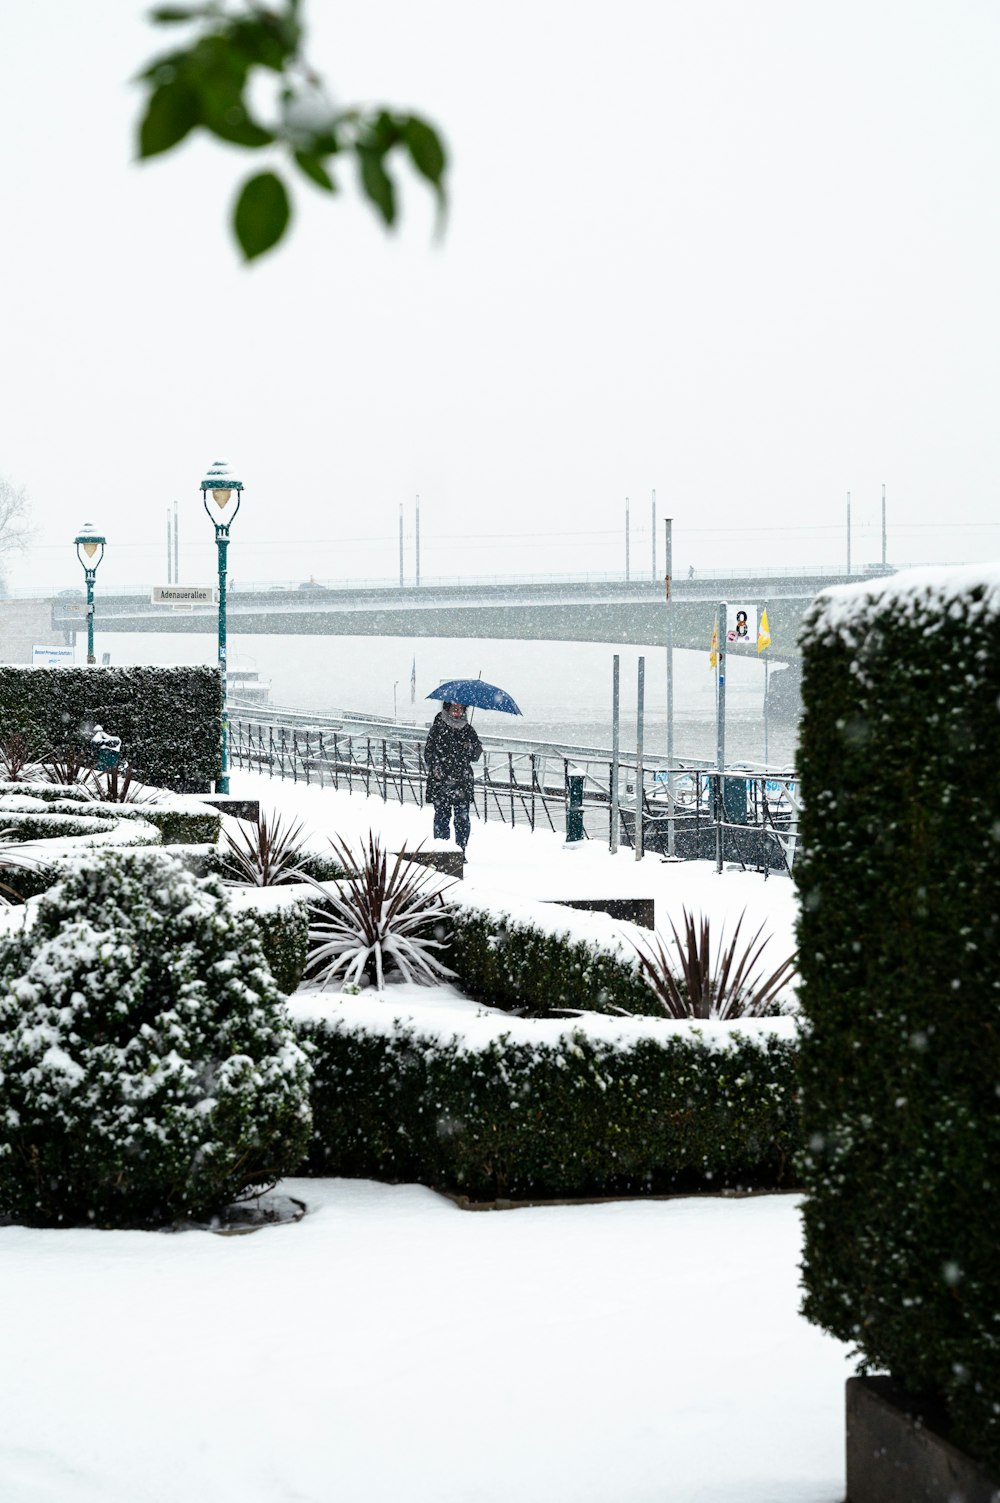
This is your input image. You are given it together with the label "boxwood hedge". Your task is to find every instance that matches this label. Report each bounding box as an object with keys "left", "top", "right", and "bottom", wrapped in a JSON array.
[
  {"left": 796, "top": 566, "right": 1000, "bottom": 1476},
  {"left": 0, "top": 665, "right": 222, "bottom": 792},
  {"left": 297, "top": 1010, "right": 800, "bottom": 1200}
]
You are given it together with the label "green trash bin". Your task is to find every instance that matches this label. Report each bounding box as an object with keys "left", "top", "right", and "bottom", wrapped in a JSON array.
[{"left": 91, "top": 726, "right": 121, "bottom": 772}]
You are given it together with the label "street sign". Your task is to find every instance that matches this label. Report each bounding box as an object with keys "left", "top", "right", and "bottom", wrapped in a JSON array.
[
  {"left": 151, "top": 585, "right": 216, "bottom": 605},
  {"left": 726, "top": 604, "right": 757, "bottom": 644},
  {"left": 32, "top": 645, "right": 76, "bottom": 666}
]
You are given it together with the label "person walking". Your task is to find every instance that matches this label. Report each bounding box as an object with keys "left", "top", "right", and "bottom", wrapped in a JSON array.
[{"left": 423, "top": 701, "right": 483, "bottom": 856}]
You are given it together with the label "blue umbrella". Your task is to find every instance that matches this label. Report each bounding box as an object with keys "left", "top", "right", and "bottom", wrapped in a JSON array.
[{"left": 427, "top": 679, "right": 522, "bottom": 715}]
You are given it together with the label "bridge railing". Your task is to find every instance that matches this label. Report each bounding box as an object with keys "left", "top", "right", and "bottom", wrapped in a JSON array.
[{"left": 229, "top": 714, "right": 798, "bottom": 875}]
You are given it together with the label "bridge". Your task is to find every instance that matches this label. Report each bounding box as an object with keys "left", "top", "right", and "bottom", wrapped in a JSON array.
[{"left": 2, "top": 568, "right": 891, "bottom": 665}]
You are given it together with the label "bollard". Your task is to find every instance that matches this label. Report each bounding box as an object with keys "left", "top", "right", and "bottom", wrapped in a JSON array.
[{"left": 565, "top": 769, "right": 585, "bottom": 844}]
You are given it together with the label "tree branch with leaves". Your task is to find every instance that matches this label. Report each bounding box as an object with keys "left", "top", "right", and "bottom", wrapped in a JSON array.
[{"left": 136, "top": 0, "right": 448, "bottom": 260}]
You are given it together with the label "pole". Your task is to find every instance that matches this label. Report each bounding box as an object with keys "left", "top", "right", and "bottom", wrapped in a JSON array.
[
  {"left": 610, "top": 654, "right": 620, "bottom": 853},
  {"left": 762, "top": 596, "right": 770, "bottom": 768},
  {"left": 651, "top": 489, "right": 656, "bottom": 581},
  {"left": 635, "top": 655, "right": 645, "bottom": 861},
  {"left": 716, "top": 599, "right": 727, "bottom": 874},
  {"left": 625, "top": 496, "right": 630, "bottom": 582},
  {"left": 665, "top": 517, "right": 675, "bottom": 858},
  {"left": 394, "top": 682, "right": 398, "bottom": 722},
  {"left": 399, "top": 502, "right": 404, "bottom": 587},
  {"left": 85, "top": 573, "right": 95, "bottom": 664},
  {"left": 415, "top": 494, "right": 421, "bottom": 587},
  {"left": 216, "top": 527, "right": 230, "bottom": 794},
  {"left": 881, "top": 483, "right": 887, "bottom": 568},
  {"left": 173, "top": 501, "right": 179, "bottom": 583},
  {"left": 166, "top": 510, "right": 172, "bottom": 584},
  {"left": 847, "top": 491, "right": 852, "bottom": 576}
]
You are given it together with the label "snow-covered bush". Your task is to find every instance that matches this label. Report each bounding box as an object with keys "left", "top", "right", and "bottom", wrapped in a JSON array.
[
  {"left": 298, "top": 1009, "right": 799, "bottom": 1198},
  {"left": 306, "top": 832, "right": 453, "bottom": 990},
  {"left": 0, "top": 848, "right": 312, "bottom": 1227},
  {"left": 0, "top": 664, "right": 221, "bottom": 791},
  {"left": 796, "top": 565, "right": 1000, "bottom": 1476},
  {"left": 229, "top": 885, "right": 312, "bottom": 994}
]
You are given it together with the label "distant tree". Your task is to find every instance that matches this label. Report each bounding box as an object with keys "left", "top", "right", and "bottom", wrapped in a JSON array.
[
  {"left": 136, "top": 1, "right": 448, "bottom": 261},
  {"left": 0, "top": 476, "right": 32, "bottom": 597}
]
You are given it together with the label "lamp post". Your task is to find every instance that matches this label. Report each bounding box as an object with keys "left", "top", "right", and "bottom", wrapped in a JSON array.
[
  {"left": 199, "top": 460, "right": 243, "bottom": 795},
  {"left": 74, "top": 522, "right": 106, "bottom": 665}
]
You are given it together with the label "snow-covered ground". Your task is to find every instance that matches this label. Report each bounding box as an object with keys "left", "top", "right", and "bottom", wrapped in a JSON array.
[
  {"left": 1, "top": 773, "right": 847, "bottom": 1503},
  {"left": 1, "top": 1181, "right": 851, "bottom": 1503}
]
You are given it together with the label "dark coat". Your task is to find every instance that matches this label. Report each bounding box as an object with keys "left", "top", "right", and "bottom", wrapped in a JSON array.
[{"left": 423, "top": 711, "right": 483, "bottom": 804}]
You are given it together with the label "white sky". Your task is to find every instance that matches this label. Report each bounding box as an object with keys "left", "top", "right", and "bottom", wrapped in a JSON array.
[{"left": 2, "top": 0, "right": 999, "bottom": 594}]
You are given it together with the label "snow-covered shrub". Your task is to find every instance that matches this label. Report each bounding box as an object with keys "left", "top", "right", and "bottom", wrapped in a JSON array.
[
  {"left": 0, "top": 664, "right": 221, "bottom": 792},
  {"left": 632, "top": 908, "right": 796, "bottom": 1019},
  {"left": 230, "top": 886, "right": 311, "bottom": 994},
  {"left": 306, "top": 832, "right": 453, "bottom": 990},
  {"left": 0, "top": 783, "right": 219, "bottom": 848},
  {"left": 298, "top": 1010, "right": 799, "bottom": 1198},
  {"left": 445, "top": 894, "right": 660, "bottom": 1017},
  {"left": 796, "top": 566, "right": 1000, "bottom": 1476},
  {"left": 0, "top": 847, "right": 312, "bottom": 1227}
]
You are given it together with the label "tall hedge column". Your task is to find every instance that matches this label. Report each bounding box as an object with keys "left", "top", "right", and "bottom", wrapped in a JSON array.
[{"left": 199, "top": 460, "right": 243, "bottom": 795}]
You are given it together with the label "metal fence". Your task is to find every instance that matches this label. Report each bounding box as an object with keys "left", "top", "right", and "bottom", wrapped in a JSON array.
[{"left": 229, "top": 713, "right": 799, "bottom": 876}]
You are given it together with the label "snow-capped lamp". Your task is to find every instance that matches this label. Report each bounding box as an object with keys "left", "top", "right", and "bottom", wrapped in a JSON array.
[
  {"left": 74, "top": 522, "right": 106, "bottom": 665},
  {"left": 199, "top": 459, "right": 244, "bottom": 511},
  {"left": 198, "top": 460, "right": 245, "bottom": 796}
]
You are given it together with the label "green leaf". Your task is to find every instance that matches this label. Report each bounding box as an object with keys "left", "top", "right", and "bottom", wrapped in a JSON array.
[
  {"left": 138, "top": 78, "right": 202, "bottom": 157},
  {"left": 357, "top": 149, "right": 396, "bottom": 226},
  {"left": 294, "top": 152, "right": 337, "bottom": 192},
  {"left": 233, "top": 171, "right": 292, "bottom": 260},
  {"left": 403, "top": 116, "right": 446, "bottom": 188}
]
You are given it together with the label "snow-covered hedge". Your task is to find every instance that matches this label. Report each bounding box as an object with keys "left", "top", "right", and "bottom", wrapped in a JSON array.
[
  {"left": 296, "top": 1000, "right": 799, "bottom": 1199},
  {"left": 796, "top": 566, "right": 1000, "bottom": 1476},
  {"left": 443, "top": 890, "right": 662, "bottom": 1017},
  {"left": 0, "top": 848, "right": 312, "bottom": 1227},
  {"left": 0, "top": 665, "right": 222, "bottom": 792},
  {"left": 228, "top": 885, "right": 312, "bottom": 995}
]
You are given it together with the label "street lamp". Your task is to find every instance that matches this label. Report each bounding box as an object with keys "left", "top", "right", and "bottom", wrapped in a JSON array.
[
  {"left": 74, "top": 522, "right": 106, "bottom": 665},
  {"left": 199, "top": 459, "right": 244, "bottom": 795}
]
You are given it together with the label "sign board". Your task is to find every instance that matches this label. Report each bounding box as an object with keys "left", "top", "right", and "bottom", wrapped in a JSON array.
[
  {"left": 726, "top": 604, "right": 757, "bottom": 644},
  {"left": 151, "top": 585, "right": 216, "bottom": 605},
  {"left": 32, "top": 645, "right": 76, "bottom": 666}
]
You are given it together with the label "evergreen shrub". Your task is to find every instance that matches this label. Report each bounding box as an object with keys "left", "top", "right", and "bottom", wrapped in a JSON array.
[
  {"left": 0, "top": 848, "right": 312, "bottom": 1227},
  {"left": 796, "top": 567, "right": 1000, "bottom": 1475},
  {"left": 233, "top": 892, "right": 311, "bottom": 994},
  {"left": 298, "top": 1012, "right": 799, "bottom": 1198},
  {"left": 0, "top": 665, "right": 222, "bottom": 791},
  {"left": 445, "top": 896, "right": 662, "bottom": 1017}
]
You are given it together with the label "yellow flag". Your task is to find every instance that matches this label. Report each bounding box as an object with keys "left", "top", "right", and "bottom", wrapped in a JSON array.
[
  {"left": 709, "top": 616, "right": 718, "bottom": 668},
  {"left": 757, "top": 607, "right": 772, "bottom": 655}
]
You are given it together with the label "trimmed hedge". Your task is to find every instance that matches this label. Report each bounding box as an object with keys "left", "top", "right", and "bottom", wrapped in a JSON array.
[
  {"left": 444, "top": 894, "right": 663, "bottom": 1017},
  {"left": 0, "top": 665, "right": 222, "bottom": 792},
  {"left": 297, "top": 1011, "right": 800, "bottom": 1199},
  {"left": 231, "top": 890, "right": 311, "bottom": 995},
  {"left": 796, "top": 567, "right": 1000, "bottom": 1476}
]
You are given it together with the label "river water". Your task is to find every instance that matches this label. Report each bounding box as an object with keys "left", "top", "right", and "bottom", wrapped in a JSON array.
[{"left": 105, "top": 631, "right": 801, "bottom": 771}]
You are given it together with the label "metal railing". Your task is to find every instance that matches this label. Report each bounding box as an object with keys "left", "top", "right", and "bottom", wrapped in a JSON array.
[{"left": 229, "top": 712, "right": 799, "bottom": 876}]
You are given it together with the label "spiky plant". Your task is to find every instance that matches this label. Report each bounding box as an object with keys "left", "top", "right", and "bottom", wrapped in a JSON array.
[
  {"left": 633, "top": 906, "right": 796, "bottom": 1020},
  {"left": 221, "top": 809, "right": 310, "bottom": 886},
  {"left": 86, "top": 764, "right": 155, "bottom": 804},
  {"left": 0, "top": 732, "right": 45, "bottom": 783},
  {"left": 39, "top": 741, "right": 96, "bottom": 788},
  {"left": 306, "top": 832, "right": 454, "bottom": 991}
]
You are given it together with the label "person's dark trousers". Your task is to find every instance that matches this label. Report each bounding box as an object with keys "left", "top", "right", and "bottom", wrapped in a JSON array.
[{"left": 433, "top": 800, "right": 471, "bottom": 851}]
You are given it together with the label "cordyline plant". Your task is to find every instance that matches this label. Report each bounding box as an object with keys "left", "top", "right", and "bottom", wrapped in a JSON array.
[
  {"left": 40, "top": 741, "right": 96, "bottom": 788},
  {"left": 306, "top": 832, "right": 454, "bottom": 991},
  {"left": 0, "top": 732, "right": 45, "bottom": 783},
  {"left": 221, "top": 809, "right": 309, "bottom": 886},
  {"left": 633, "top": 907, "right": 796, "bottom": 1020}
]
